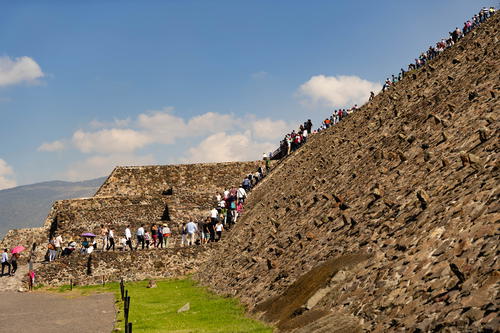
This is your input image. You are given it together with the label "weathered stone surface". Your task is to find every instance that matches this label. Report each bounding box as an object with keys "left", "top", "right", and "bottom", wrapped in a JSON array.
[{"left": 197, "top": 14, "right": 500, "bottom": 333}]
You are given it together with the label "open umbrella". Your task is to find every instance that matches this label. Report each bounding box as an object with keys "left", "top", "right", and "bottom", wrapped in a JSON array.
[
  {"left": 81, "top": 232, "right": 96, "bottom": 237},
  {"left": 11, "top": 246, "right": 25, "bottom": 254}
]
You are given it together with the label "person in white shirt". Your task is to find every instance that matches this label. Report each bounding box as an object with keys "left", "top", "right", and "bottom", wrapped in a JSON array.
[
  {"left": 210, "top": 208, "right": 218, "bottom": 223},
  {"left": 54, "top": 234, "right": 63, "bottom": 258},
  {"left": 136, "top": 225, "right": 145, "bottom": 250},
  {"left": 215, "top": 192, "right": 221, "bottom": 202},
  {"left": 1, "top": 249, "right": 10, "bottom": 276},
  {"left": 237, "top": 186, "right": 247, "bottom": 204},
  {"left": 107, "top": 228, "right": 115, "bottom": 251},
  {"left": 215, "top": 221, "right": 224, "bottom": 241},
  {"left": 185, "top": 221, "right": 198, "bottom": 246},
  {"left": 125, "top": 226, "right": 133, "bottom": 251},
  {"left": 162, "top": 225, "right": 171, "bottom": 248}
]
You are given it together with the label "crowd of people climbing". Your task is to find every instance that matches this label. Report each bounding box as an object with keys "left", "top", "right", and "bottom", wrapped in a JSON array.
[
  {"left": 40, "top": 162, "right": 270, "bottom": 260},
  {"left": 380, "top": 6, "right": 496, "bottom": 92},
  {"left": 273, "top": 103, "right": 362, "bottom": 159},
  {"left": 271, "top": 8, "right": 497, "bottom": 165}
]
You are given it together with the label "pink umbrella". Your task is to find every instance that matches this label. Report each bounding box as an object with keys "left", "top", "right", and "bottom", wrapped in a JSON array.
[{"left": 11, "top": 246, "right": 25, "bottom": 254}]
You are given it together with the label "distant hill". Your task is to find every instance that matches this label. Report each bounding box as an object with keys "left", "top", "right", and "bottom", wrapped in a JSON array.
[{"left": 0, "top": 177, "right": 106, "bottom": 237}]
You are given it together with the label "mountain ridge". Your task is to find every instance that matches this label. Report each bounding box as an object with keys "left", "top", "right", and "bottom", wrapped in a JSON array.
[{"left": 0, "top": 177, "right": 106, "bottom": 237}]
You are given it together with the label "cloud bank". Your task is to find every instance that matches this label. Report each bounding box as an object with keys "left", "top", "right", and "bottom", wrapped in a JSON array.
[
  {"left": 38, "top": 140, "right": 65, "bottom": 152},
  {"left": 41, "top": 107, "right": 294, "bottom": 181},
  {"left": 299, "top": 75, "right": 381, "bottom": 108},
  {"left": 0, "top": 56, "right": 44, "bottom": 87}
]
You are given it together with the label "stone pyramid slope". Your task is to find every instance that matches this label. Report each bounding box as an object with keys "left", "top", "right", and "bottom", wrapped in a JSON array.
[{"left": 197, "top": 15, "right": 499, "bottom": 332}]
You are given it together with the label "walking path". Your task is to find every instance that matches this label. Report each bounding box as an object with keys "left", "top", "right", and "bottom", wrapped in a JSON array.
[
  {"left": 0, "top": 291, "right": 116, "bottom": 333},
  {"left": 0, "top": 261, "right": 116, "bottom": 333}
]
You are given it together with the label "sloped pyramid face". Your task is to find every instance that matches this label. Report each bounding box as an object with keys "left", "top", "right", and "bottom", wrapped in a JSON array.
[{"left": 197, "top": 14, "right": 499, "bottom": 332}]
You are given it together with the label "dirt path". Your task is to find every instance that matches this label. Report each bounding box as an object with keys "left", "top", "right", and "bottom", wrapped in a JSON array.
[
  {"left": 0, "top": 261, "right": 31, "bottom": 292},
  {"left": 0, "top": 291, "right": 116, "bottom": 333}
]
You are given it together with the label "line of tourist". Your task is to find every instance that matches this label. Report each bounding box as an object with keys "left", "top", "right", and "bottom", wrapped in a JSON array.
[
  {"left": 380, "top": 6, "right": 496, "bottom": 93},
  {"left": 271, "top": 7, "right": 497, "bottom": 160},
  {"left": 43, "top": 162, "right": 269, "bottom": 257},
  {"left": 177, "top": 163, "right": 267, "bottom": 246}
]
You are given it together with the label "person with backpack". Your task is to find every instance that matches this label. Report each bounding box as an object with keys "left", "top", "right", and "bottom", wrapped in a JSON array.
[
  {"left": 237, "top": 185, "right": 247, "bottom": 204},
  {"left": 48, "top": 239, "right": 57, "bottom": 261}
]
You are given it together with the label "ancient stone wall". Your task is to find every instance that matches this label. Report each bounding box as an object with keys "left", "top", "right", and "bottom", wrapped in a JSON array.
[
  {"left": 95, "top": 161, "right": 260, "bottom": 197},
  {"left": 197, "top": 15, "right": 500, "bottom": 332},
  {"left": 35, "top": 246, "right": 211, "bottom": 287},
  {"left": 44, "top": 196, "right": 167, "bottom": 238},
  {"left": 0, "top": 227, "right": 47, "bottom": 256}
]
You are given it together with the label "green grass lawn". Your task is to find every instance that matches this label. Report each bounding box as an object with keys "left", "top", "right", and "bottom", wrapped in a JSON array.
[{"left": 53, "top": 278, "right": 272, "bottom": 333}]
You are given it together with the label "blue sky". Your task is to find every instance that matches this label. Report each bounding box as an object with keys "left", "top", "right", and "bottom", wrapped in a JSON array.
[{"left": 0, "top": 0, "right": 495, "bottom": 188}]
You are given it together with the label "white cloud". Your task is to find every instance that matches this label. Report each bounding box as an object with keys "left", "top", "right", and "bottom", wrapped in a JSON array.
[
  {"left": 65, "top": 153, "right": 156, "bottom": 181},
  {"left": 137, "top": 107, "right": 188, "bottom": 144},
  {"left": 299, "top": 75, "right": 381, "bottom": 108},
  {"left": 182, "top": 131, "right": 275, "bottom": 163},
  {"left": 47, "top": 107, "right": 292, "bottom": 178},
  {"left": 251, "top": 71, "right": 268, "bottom": 79},
  {"left": 0, "top": 56, "right": 44, "bottom": 87},
  {"left": 90, "top": 118, "right": 131, "bottom": 129},
  {"left": 38, "top": 140, "right": 65, "bottom": 152},
  {"left": 72, "top": 128, "right": 153, "bottom": 154},
  {"left": 0, "top": 159, "right": 16, "bottom": 190},
  {"left": 137, "top": 108, "right": 236, "bottom": 144},
  {"left": 249, "top": 117, "right": 291, "bottom": 140}
]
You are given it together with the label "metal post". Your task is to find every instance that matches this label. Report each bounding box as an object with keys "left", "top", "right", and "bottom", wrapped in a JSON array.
[{"left": 120, "top": 279, "right": 124, "bottom": 300}]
